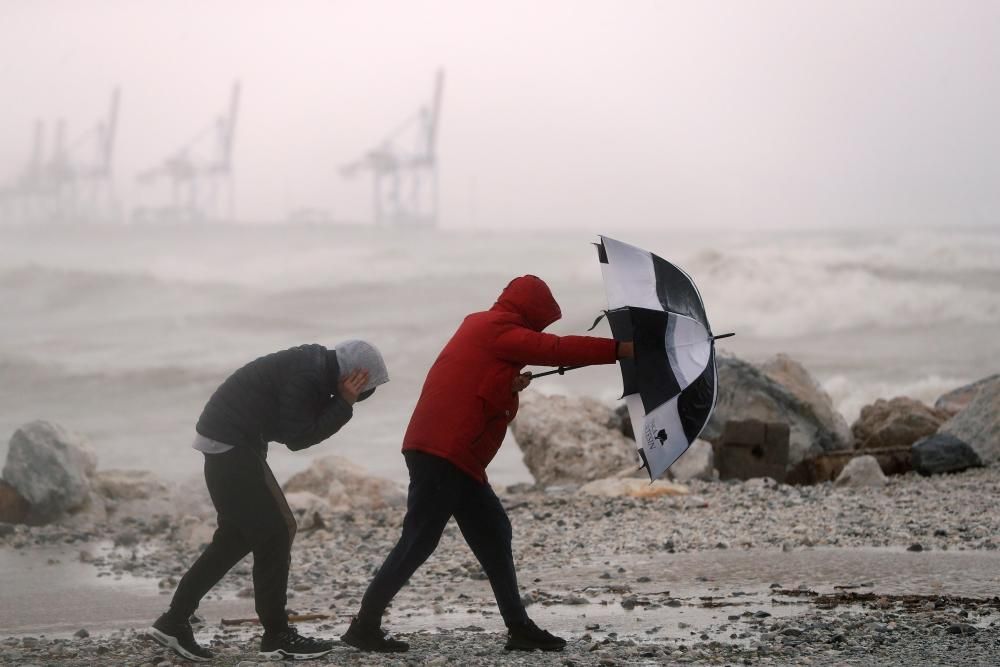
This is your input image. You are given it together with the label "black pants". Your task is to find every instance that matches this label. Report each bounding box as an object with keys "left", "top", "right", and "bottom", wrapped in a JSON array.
[
  {"left": 169, "top": 447, "right": 297, "bottom": 633},
  {"left": 357, "top": 451, "right": 529, "bottom": 628}
]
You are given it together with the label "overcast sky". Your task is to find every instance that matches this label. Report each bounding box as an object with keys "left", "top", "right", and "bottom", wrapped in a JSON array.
[{"left": 0, "top": 0, "right": 998, "bottom": 229}]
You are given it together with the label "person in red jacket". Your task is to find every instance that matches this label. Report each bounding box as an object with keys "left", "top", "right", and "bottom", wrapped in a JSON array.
[{"left": 341, "top": 275, "right": 633, "bottom": 653}]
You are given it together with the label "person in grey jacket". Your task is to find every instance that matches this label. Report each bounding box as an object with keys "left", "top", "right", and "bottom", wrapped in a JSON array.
[{"left": 150, "top": 341, "right": 388, "bottom": 662}]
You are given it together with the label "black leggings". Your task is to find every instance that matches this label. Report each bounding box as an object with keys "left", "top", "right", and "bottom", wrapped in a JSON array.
[
  {"left": 357, "top": 451, "right": 528, "bottom": 628},
  {"left": 169, "top": 447, "right": 297, "bottom": 633}
]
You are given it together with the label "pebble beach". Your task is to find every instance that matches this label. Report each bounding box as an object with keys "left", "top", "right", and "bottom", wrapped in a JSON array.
[{"left": 3, "top": 465, "right": 999, "bottom": 666}]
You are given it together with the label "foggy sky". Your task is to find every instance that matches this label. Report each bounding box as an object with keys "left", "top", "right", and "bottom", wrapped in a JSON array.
[{"left": 1, "top": 0, "right": 998, "bottom": 230}]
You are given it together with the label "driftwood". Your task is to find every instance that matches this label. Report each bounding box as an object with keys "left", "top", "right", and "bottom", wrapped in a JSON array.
[{"left": 221, "top": 612, "right": 332, "bottom": 626}]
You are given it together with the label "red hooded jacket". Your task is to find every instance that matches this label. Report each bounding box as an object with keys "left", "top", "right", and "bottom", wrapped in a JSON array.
[{"left": 402, "top": 275, "right": 618, "bottom": 483}]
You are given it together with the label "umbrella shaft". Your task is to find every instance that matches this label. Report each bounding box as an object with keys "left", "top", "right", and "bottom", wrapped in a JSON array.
[
  {"left": 530, "top": 365, "right": 586, "bottom": 379},
  {"left": 532, "top": 333, "right": 733, "bottom": 379}
]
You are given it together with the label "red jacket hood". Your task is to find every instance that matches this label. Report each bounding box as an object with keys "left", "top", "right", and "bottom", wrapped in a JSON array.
[{"left": 490, "top": 275, "right": 562, "bottom": 332}]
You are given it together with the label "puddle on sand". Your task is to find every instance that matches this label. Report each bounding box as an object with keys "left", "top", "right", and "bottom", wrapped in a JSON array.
[
  {"left": 382, "top": 547, "right": 1000, "bottom": 644},
  {"left": 5, "top": 544, "right": 999, "bottom": 643},
  {"left": 0, "top": 541, "right": 254, "bottom": 636}
]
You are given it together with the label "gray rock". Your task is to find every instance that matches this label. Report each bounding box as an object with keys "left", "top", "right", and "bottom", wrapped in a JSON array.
[
  {"left": 911, "top": 433, "right": 982, "bottom": 476},
  {"left": 284, "top": 491, "right": 332, "bottom": 527},
  {"left": 760, "top": 354, "right": 852, "bottom": 447},
  {"left": 702, "top": 355, "right": 851, "bottom": 463},
  {"left": 512, "top": 391, "right": 638, "bottom": 485},
  {"left": 113, "top": 530, "right": 139, "bottom": 547},
  {"left": 938, "top": 376, "right": 1000, "bottom": 464},
  {"left": 833, "top": 455, "right": 887, "bottom": 488},
  {"left": 2, "top": 421, "right": 97, "bottom": 523},
  {"left": 608, "top": 404, "right": 634, "bottom": 441},
  {"left": 92, "top": 469, "right": 169, "bottom": 501},
  {"left": 946, "top": 623, "right": 977, "bottom": 635},
  {"left": 935, "top": 374, "right": 999, "bottom": 416},
  {"left": 668, "top": 439, "right": 715, "bottom": 482},
  {"left": 283, "top": 455, "right": 404, "bottom": 512}
]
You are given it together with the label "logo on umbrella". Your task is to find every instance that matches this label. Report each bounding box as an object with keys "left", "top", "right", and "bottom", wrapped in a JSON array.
[{"left": 655, "top": 429, "right": 668, "bottom": 446}]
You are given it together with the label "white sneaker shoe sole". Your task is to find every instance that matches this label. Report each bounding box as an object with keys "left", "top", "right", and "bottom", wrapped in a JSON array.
[
  {"left": 259, "top": 647, "right": 334, "bottom": 661},
  {"left": 149, "top": 627, "right": 212, "bottom": 662}
]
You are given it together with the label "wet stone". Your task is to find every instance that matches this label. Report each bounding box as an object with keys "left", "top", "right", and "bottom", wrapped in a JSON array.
[{"left": 946, "top": 623, "right": 978, "bottom": 635}]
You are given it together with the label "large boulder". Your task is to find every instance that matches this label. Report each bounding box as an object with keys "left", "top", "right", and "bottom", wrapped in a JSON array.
[
  {"left": 760, "top": 355, "right": 852, "bottom": 446},
  {"left": 851, "top": 397, "right": 949, "bottom": 449},
  {"left": 935, "top": 374, "right": 1000, "bottom": 417},
  {"left": 833, "top": 455, "right": 887, "bottom": 488},
  {"left": 170, "top": 476, "right": 215, "bottom": 520},
  {"left": 175, "top": 514, "right": 216, "bottom": 549},
  {"left": 701, "top": 355, "right": 851, "bottom": 464},
  {"left": 2, "top": 421, "right": 97, "bottom": 523},
  {"left": 668, "top": 439, "right": 715, "bottom": 482},
  {"left": 511, "top": 391, "right": 638, "bottom": 486},
  {"left": 938, "top": 377, "right": 1000, "bottom": 465},
  {"left": 911, "top": 434, "right": 982, "bottom": 476},
  {"left": 285, "top": 491, "right": 333, "bottom": 517},
  {"left": 283, "top": 455, "right": 405, "bottom": 512},
  {"left": 81, "top": 469, "right": 180, "bottom": 522},
  {"left": 92, "top": 469, "right": 170, "bottom": 501}
]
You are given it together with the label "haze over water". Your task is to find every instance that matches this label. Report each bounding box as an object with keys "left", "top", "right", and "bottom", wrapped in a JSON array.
[
  {"left": 0, "top": 2, "right": 997, "bottom": 486},
  {"left": 1, "top": 223, "right": 997, "bottom": 486}
]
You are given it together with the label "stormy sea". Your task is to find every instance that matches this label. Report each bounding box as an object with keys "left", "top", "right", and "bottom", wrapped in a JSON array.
[{"left": 1, "top": 222, "right": 997, "bottom": 486}]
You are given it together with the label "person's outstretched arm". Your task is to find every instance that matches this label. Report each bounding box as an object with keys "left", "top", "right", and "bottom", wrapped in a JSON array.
[{"left": 492, "top": 327, "right": 632, "bottom": 367}]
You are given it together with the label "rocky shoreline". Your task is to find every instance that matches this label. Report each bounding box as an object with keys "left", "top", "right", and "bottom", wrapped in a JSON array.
[{"left": 3, "top": 464, "right": 1000, "bottom": 665}]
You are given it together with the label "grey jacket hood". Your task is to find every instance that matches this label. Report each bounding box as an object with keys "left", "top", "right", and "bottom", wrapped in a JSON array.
[{"left": 334, "top": 340, "right": 389, "bottom": 393}]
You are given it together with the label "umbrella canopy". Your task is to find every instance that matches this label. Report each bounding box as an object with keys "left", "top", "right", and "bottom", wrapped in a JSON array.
[{"left": 597, "top": 236, "right": 726, "bottom": 480}]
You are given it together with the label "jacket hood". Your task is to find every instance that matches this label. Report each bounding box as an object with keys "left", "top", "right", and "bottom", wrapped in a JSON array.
[
  {"left": 332, "top": 340, "right": 390, "bottom": 393},
  {"left": 490, "top": 275, "right": 562, "bottom": 331}
]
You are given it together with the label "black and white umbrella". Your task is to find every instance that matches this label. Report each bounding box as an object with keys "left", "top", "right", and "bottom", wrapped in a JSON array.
[
  {"left": 597, "top": 236, "right": 731, "bottom": 480},
  {"left": 529, "top": 236, "right": 731, "bottom": 480}
]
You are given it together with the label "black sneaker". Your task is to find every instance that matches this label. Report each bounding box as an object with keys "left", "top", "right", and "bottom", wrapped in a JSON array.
[
  {"left": 505, "top": 619, "right": 566, "bottom": 651},
  {"left": 259, "top": 626, "right": 334, "bottom": 660},
  {"left": 340, "top": 617, "right": 409, "bottom": 652},
  {"left": 149, "top": 612, "right": 213, "bottom": 662}
]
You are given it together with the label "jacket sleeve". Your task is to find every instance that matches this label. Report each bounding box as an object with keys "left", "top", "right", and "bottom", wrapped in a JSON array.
[
  {"left": 280, "top": 374, "right": 354, "bottom": 451},
  {"left": 491, "top": 327, "right": 618, "bottom": 367}
]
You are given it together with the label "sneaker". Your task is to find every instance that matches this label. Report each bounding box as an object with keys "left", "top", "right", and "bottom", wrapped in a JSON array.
[
  {"left": 340, "top": 617, "right": 409, "bottom": 652},
  {"left": 149, "top": 612, "right": 213, "bottom": 662},
  {"left": 259, "top": 626, "right": 334, "bottom": 660},
  {"left": 505, "top": 619, "right": 566, "bottom": 651}
]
